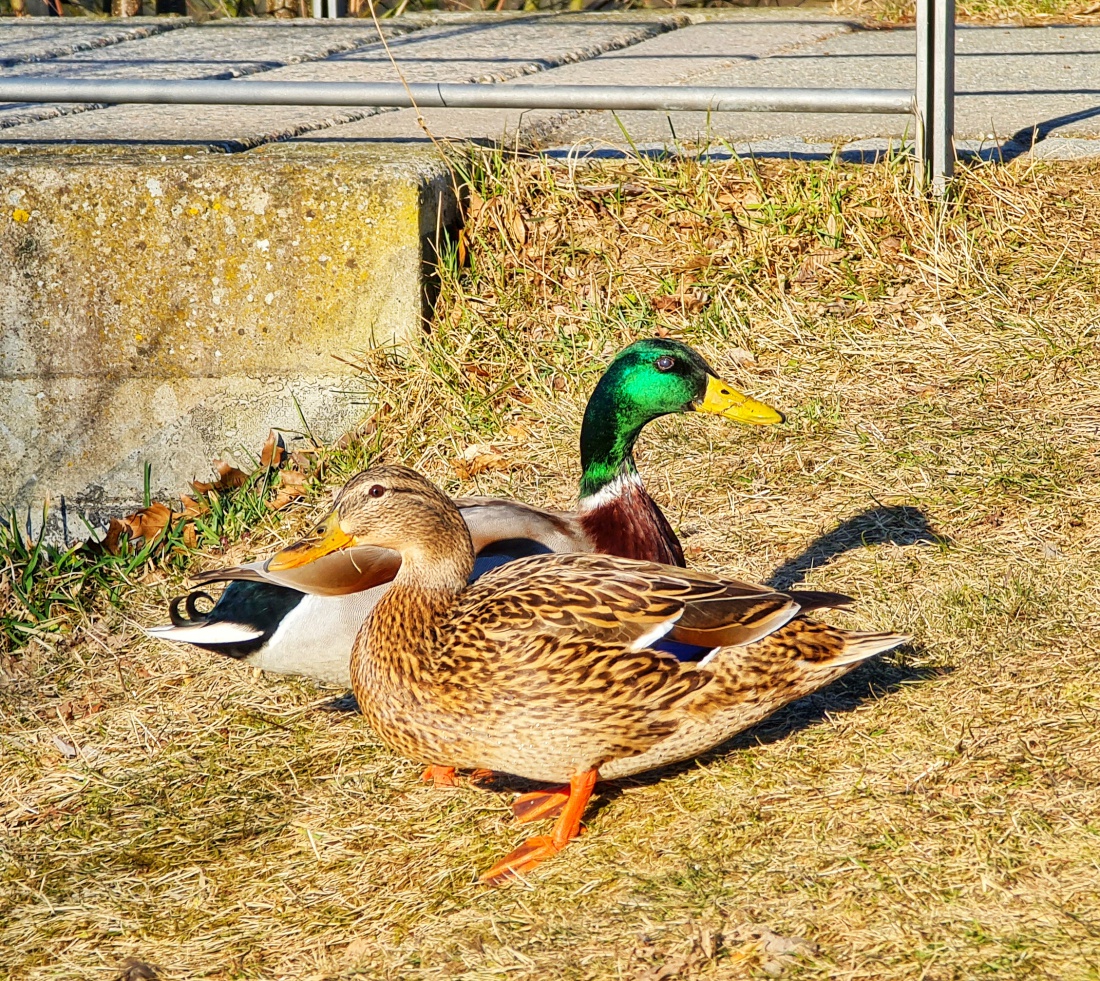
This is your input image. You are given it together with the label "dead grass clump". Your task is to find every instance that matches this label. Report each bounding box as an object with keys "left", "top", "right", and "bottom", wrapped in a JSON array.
[{"left": 2, "top": 150, "right": 1099, "bottom": 979}]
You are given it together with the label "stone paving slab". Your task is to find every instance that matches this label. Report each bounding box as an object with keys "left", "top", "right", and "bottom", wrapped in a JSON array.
[
  {"left": 533, "top": 23, "right": 1100, "bottom": 145},
  {"left": 1, "top": 13, "right": 1096, "bottom": 153},
  {"left": 0, "top": 16, "right": 675, "bottom": 149},
  {"left": 323, "top": 15, "right": 852, "bottom": 143},
  {"left": 0, "top": 18, "right": 189, "bottom": 69},
  {"left": 0, "top": 21, "right": 414, "bottom": 130}
]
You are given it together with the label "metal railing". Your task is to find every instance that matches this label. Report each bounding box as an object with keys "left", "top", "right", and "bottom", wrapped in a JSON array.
[{"left": 0, "top": 3, "right": 955, "bottom": 193}]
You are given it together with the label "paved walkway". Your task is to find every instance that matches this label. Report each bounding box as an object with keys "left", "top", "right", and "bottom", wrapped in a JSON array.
[{"left": 1, "top": 11, "right": 1098, "bottom": 158}]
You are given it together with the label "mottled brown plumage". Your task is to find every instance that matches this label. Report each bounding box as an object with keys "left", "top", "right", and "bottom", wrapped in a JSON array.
[{"left": 288, "top": 466, "right": 907, "bottom": 882}]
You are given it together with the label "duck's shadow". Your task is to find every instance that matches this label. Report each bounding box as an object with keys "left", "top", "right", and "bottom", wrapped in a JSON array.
[
  {"left": 318, "top": 504, "right": 947, "bottom": 805},
  {"left": 763, "top": 504, "right": 945, "bottom": 591}
]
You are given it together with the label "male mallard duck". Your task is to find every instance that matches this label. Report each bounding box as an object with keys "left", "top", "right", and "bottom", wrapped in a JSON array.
[
  {"left": 148, "top": 338, "right": 782, "bottom": 684},
  {"left": 269, "top": 466, "right": 907, "bottom": 883}
]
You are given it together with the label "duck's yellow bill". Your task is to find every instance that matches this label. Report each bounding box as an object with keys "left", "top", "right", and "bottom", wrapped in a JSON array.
[
  {"left": 267, "top": 512, "right": 355, "bottom": 571},
  {"left": 696, "top": 375, "right": 784, "bottom": 425}
]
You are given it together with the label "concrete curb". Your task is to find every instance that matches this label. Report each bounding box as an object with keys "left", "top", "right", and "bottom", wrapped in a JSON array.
[{"left": 0, "top": 142, "right": 457, "bottom": 535}]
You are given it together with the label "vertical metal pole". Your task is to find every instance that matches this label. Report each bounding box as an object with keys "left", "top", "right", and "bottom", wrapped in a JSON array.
[
  {"left": 916, "top": 0, "right": 955, "bottom": 194},
  {"left": 931, "top": 0, "right": 955, "bottom": 195},
  {"left": 915, "top": 0, "right": 933, "bottom": 189}
]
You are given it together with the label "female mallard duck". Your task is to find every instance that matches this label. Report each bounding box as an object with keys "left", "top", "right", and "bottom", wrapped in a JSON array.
[
  {"left": 269, "top": 466, "right": 907, "bottom": 883},
  {"left": 149, "top": 338, "right": 782, "bottom": 684}
]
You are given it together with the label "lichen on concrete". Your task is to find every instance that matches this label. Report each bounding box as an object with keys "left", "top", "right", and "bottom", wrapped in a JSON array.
[{"left": 0, "top": 142, "right": 457, "bottom": 535}]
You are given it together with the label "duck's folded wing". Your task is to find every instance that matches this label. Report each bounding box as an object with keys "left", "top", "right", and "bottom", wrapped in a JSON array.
[
  {"left": 457, "top": 499, "right": 589, "bottom": 555},
  {"left": 469, "top": 553, "right": 821, "bottom": 653},
  {"left": 190, "top": 545, "right": 401, "bottom": 597}
]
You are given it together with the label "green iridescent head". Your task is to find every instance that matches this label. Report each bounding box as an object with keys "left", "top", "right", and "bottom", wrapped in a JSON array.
[{"left": 578, "top": 338, "right": 783, "bottom": 499}]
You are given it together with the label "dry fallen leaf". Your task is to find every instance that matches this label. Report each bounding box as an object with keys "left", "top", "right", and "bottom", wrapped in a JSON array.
[
  {"left": 102, "top": 518, "right": 128, "bottom": 556},
  {"left": 179, "top": 494, "right": 209, "bottom": 518},
  {"left": 181, "top": 522, "right": 199, "bottom": 549},
  {"left": 464, "top": 188, "right": 485, "bottom": 221},
  {"left": 267, "top": 470, "right": 308, "bottom": 512},
  {"left": 192, "top": 460, "right": 249, "bottom": 495},
  {"left": 652, "top": 288, "right": 710, "bottom": 315},
  {"left": 793, "top": 248, "right": 848, "bottom": 283},
  {"left": 52, "top": 735, "right": 78, "bottom": 759},
  {"left": 43, "top": 696, "right": 106, "bottom": 723},
  {"left": 452, "top": 444, "right": 509, "bottom": 480},
  {"left": 879, "top": 235, "right": 904, "bottom": 255},
  {"left": 99, "top": 502, "right": 172, "bottom": 555},
  {"left": 456, "top": 226, "right": 468, "bottom": 268},
  {"left": 259, "top": 430, "right": 286, "bottom": 469},
  {"left": 122, "top": 502, "right": 172, "bottom": 542},
  {"left": 882, "top": 282, "right": 918, "bottom": 310},
  {"left": 117, "top": 958, "right": 160, "bottom": 981},
  {"left": 507, "top": 208, "right": 527, "bottom": 248}
]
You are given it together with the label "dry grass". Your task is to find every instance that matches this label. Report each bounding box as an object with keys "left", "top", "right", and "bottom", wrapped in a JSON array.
[
  {"left": 3, "top": 148, "right": 1100, "bottom": 980},
  {"left": 833, "top": 0, "right": 1100, "bottom": 26}
]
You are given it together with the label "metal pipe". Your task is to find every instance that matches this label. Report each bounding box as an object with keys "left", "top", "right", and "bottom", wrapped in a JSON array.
[
  {"left": 0, "top": 77, "right": 915, "bottom": 114},
  {"left": 932, "top": 0, "right": 956, "bottom": 194},
  {"left": 915, "top": 0, "right": 955, "bottom": 193}
]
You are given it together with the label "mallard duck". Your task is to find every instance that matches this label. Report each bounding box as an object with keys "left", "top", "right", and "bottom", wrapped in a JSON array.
[
  {"left": 268, "top": 466, "right": 906, "bottom": 883},
  {"left": 148, "top": 338, "right": 783, "bottom": 684}
]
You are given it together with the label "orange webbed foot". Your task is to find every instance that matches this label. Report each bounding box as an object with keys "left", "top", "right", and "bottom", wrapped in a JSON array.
[
  {"left": 512, "top": 787, "right": 569, "bottom": 824},
  {"left": 481, "top": 768, "right": 598, "bottom": 886},
  {"left": 479, "top": 835, "right": 563, "bottom": 885},
  {"left": 421, "top": 765, "right": 459, "bottom": 788}
]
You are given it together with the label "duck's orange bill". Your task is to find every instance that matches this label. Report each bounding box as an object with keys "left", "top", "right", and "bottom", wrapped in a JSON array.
[
  {"left": 696, "top": 375, "right": 784, "bottom": 426},
  {"left": 267, "top": 511, "right": 355, "bottom": 571}
]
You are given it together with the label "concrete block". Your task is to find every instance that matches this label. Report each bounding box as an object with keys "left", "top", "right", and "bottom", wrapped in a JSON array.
[{"left": 0, "top": 142, "right": 456, "bottom": 533}]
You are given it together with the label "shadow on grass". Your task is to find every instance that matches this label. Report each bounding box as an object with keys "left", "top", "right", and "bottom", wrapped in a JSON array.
[{"left": 764, "top": 504, "right": 945, "bottom": 590}]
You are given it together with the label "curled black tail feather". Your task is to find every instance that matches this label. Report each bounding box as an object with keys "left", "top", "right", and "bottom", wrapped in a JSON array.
[{"left": 169, "top": 591, "right": 216, "bottom": 627}]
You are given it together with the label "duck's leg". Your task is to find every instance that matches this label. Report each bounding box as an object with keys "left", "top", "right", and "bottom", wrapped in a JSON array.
[
  {"left": 422, "top": 765, "right": 460, "bottom": 788},
  {"left": 480, "top": 768, "right": 598, "bottom": 885},
  {"left": 512, "top": 787, "right": 569, "bottom": 823},
  {"left": 470, "top": 768, "right": 499, "bottom": 787}
]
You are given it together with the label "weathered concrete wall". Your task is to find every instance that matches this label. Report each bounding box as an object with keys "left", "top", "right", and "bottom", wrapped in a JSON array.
[{"left": 0, "top": 143, "right": 456, "bottom": 533}]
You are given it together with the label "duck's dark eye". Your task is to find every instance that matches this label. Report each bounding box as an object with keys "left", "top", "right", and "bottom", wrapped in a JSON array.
[
  {"left": 368, "top": 484, "right": 385, "bottom": 498},
  {"left": 656, "top": 355, "right": 676, "bottom": 372}
]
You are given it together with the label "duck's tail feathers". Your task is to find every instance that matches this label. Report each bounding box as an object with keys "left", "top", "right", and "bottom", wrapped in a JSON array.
[
  {"left": 825, "top": 630, "right": 910, "bottom": 667},
  {"left": 144, "top": 592, "right": 265, "bottom": 647},
  {"left": 146, "top": 621, "right": 265, "bottom": 645},
  {"left": 191, "top": 564, "right": 269, "bottom": 587},
  {"left": 787, "top": 589, "right": 854, "bottom": 613}
]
